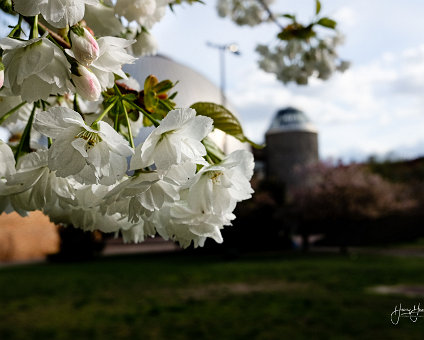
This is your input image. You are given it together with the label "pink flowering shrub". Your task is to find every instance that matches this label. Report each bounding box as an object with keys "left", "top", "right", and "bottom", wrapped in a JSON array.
[{"left": 292, "top": 162, "right": 416, "bottom": 221}]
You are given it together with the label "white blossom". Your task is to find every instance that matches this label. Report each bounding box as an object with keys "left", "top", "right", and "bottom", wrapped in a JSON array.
[
  {"left": 3, "top": 150, "right": 74, "bottom": 213},
  {"left": 0, "top": 142, "right": 18, "bottom": 214},
  {"left": 115, "top": 0, "right": 170, "bottom": 29},
  {"left": 158, "top": 205, "right": 230, "bottom": 248},
  {"left": 0, "top": 141, "right": 15, "bottom": 178},
  {"left": 84, "top": 2, "right": 125, "bottom": 37},
  {"left": 103, "top": 171, "right": 180, "bottom": 223},
  {"left": 176, "top": 150, "right": 254, "bottom": 217},
  {"left": 130, "top": 108, "right": 213, "bottom": 171},
  {"left": 0, "top": 36, "right": 72, "bottom": 103},
  {"left": 51, "top": 184, "right": 135, "bottom": 233},
  {"left": 13, "top": 0, "right": 99, "bottom": 28},
  {"left": 120, "top": 220, "right": 147, "bottom": 244},
  {"left": 256, "top": 34, "right": 349, "bottom": 85},
  {"left": 90, "top": 37, "right": 136, "bottom": 90},
  {"left": 171, "top": 203, "right": 231, "bottom": 247},
  {"left": 33, "top": 107, "right": 133, "bottom": 184},
  {"left": 216, "top": 0, "right": 275, "bottom": 27},
  {"left": 0, "top": 0, "right": 258, "bottom": 248},
  {"left": 0, "top": 95, "right": 32, "bottom": 131},
  {"left": 131, "top": 31, "right": 158, "bottom": 57},
  {"left": 149, "top": 151, "right": 254, "bottom": 248}
]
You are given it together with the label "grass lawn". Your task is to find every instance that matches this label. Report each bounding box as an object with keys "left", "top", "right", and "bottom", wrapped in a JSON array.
[{"left": 1, "top": 250, "right": 424, "bottom": 339}]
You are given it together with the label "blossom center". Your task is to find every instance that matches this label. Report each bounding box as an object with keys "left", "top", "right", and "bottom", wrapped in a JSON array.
[
  {"left": 75, "top": 130, "right": 101, "bottom": 149},
  {"left": 209, "top": 171, "right": 223, "bottom": 184}
]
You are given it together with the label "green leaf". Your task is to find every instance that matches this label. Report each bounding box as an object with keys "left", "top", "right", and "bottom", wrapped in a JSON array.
[
  {"left": 277, "top": 30, "right": 292, "bottom": 41},
  {"left": 277, "top": 27, "right": 316, "bottom": 41},
  {"left": 70, "top": 24, "right": 85, "bottom": 37},
  {"left": 143, "top": 115, "right": 153, "bottom": 127},
  {"left": 190, "top": 102, "right": 264, "bottom": 149},
  {"left": 144, "top": 89, "right": 158, "bottom": 112},
  {"left": 14, "top": 103, "right": 37, "bottom": 160},
  {"left": 153, "top": 79, "right": 175, "bottom": 94},
  {"left": 168, "top": 91, "right": 178, "bottom": 100},
  {"left": 123, "top": 93, "right": 137, "bottom": 102},
  {"left": 282, "top": 14, "right": 296, "bottom": 20},
  {"left": 316, "top": 17, "right": 337, "bottom": 29},
  {"left": 0, "top": 0, "right": 15, "bottom": 14},
  {"left": 315, "top": 0, "right": 321, "bottom": 15},
  {"left": 202, "top": 136, "right": 225, "bottom": 164}
]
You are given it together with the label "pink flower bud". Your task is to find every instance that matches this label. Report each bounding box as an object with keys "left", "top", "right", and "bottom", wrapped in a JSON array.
[
  {"left": 70, "top": 26, "right": 100, "bottom": 67},
  {"left": 0, "top": 61, "right": 4, "bottom": 89},
  {"left": 0, "top": 69, "right": 4, "bottom": 89},
  {"left": 71, "top": 65, "right": 101, "bottom": 101}
]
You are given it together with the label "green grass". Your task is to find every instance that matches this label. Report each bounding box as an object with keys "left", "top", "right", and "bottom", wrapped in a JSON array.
[{"left": 1, "top": 251, "right": 424, "bottom": 339}]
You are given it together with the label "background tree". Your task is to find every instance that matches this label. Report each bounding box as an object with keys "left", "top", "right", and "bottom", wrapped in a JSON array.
[{"left": 291, "top": 162, "right": 417, "bottom": 252}]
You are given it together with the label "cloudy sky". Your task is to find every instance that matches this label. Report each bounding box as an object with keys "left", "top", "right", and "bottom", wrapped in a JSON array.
[
  {"left": 1, "top": 1, "right": 423, "bottom": 162},
  {"left": 151, "top": 0, "right": 424, "bottom": 162}
]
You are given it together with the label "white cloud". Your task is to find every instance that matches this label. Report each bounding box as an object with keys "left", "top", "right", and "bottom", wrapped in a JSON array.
[
  {"left": 230, "top": 44, "right": 424, "bottom": 160},
  {"left": 333, "top": 6, "right": 357, "bottom": 28}
]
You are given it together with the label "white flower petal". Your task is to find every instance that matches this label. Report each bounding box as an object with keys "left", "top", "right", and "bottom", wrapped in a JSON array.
[
  {"left": 0, "top": 142, "right": 16, "bottom": 177},
  {"left": 98, "top": 121, "right": 133, "bottom": 156},
  {"left": 34, "top": 107, "right": 84, "bottom": 138},
  {"left": 12, "top": 0, "right": 45, "bottom": 16},
  {"left": 49, "top": 141, "right": 86, "bottom": 177}
]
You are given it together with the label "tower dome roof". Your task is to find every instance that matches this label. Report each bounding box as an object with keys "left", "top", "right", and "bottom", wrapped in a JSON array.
[{"left": 266, "top": 107, "right": 317, "bottom": 134}]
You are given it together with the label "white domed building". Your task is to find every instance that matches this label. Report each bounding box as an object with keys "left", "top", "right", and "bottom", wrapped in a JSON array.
[{"left": 124, "top": 55, "right": 248, "bottom": 153}]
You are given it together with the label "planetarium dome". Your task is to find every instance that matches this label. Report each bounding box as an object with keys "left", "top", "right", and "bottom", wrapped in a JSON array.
[
  {"left": 265, "top": 107, "right": 319, "bottom": 191},
  {"left": 124, "top": 55, "right": 248, "bottom": 152},
  {"left": 267, "top": 107, "right": 317, "bottom": 134}
]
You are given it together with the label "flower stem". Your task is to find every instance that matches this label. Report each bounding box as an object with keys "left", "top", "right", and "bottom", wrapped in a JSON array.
[
  {"left": 125, "top": 100, "right": 160, "bottom": 127},
  {"left": 14, "top": 103, "right": 37, "bottom": 161},
  {"left": 0, "top": 101, "right": 27, "bottom": 125},
  {"left": 91, "top": 98, "right": 118, "bottom": 127},
  {"left": 160, "top": 100, "right": 174, "bottom": 112},
  {"left": 8, "top": 15, "right": 22, "bottom": 38},
  {"left": 114, "top": 108, "right": 120, "bottom": 131},
  {"left": 113, "top": 83, "right": 122, "bottom": 96},
  {"left": 31, "top": 15, "right": 39, "bottom": 39},
  {"left": 73, "top": 93, "right": 82, "bottom": 114},
  {"left": 37, "top": 21, "right": 71, "bottom": 49},
  {"left": 121, "top": 101, "right": 135, "bottom": 148}
]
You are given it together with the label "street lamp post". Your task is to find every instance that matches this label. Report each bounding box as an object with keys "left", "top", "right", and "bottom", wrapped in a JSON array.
[
  {"left": 206, "top": 42, "right": 240, "bottom": 153},
  {"left": 206, "top": 42, "right": 241, "bottom": 107}
]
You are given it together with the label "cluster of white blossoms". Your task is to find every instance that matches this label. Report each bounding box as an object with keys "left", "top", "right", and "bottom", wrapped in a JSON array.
[
  {"left": 256, "top": 34, "right": 350, "bottom": 85},
  {"left": 217, "top": 0, "right": 275, "bottom": 27},
  {"left": 217, "top": 0, "right": 349, "bottom": 85},
  {"left": 0, "top": 107, "right": 254, "bottom": 247},
  {"left": 0, "top": 0, "right": 255, "bottom": 248}
]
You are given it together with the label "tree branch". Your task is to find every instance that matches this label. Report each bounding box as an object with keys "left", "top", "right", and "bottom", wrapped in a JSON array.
[
  {"left": 256, "top": 0, "right": 284, "bottom": 29},
  {"left": 38, "top": 22, "right": 71, "bottom": 49}
]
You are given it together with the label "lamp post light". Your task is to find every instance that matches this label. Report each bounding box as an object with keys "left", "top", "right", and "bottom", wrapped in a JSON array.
[{"left": 206, "top": 42, "right": 241, "bottom": 107}]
